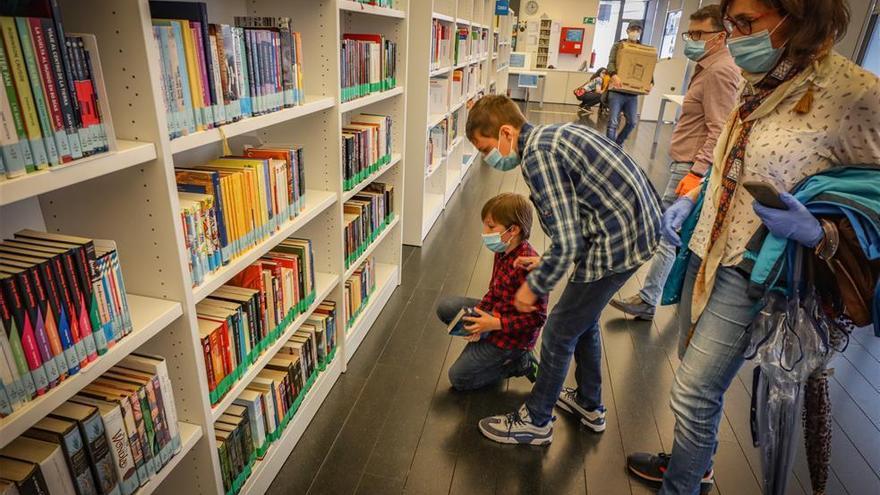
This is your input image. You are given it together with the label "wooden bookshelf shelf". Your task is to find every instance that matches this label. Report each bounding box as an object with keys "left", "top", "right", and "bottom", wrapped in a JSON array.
[
  {"left": 342, "top": 153, "right": 402, "bottom": 202},
  {"left": 432, "top": 11, "right": 455, "bottom": 22},
  {"left": 240, "top": 356, "right": 343, "bottom": 495},
  {"left": 208, "top": 272, "right": 339, "bottom": 422},
  {"left": 430, "top": 65, "right": 453, "bottom": 77},
  {"left": 0, "top": 295, "right": 183, "bottom": 447},
  {"left": 421, "top": 192, "right": 445, "bottom": 239},
  {"left": 134, "top": 422, "right": 203, "bottom": 495},
  {"left": 338, "top": 86, "right": 405, "bottom": 114},
  {"left": 344, "top": 216, "right": 400, "bottom": 279},
  {"left": 169, "top": 97, "right": 335, "bottom": 154},
  {"left": 0, "top": 141, "right": 157, "bottom": 207},
  {"left": 428, "top": 112, "right": 448, "bottom": 128},
  {"left": 338, "top": 0, "right": 406, "bottom": 18},
  {"left": 191, "top": 190, "right": 337, "bottom": 302},
  {"left": 344, "top": 262, "right": 399, "bottom": 362}
]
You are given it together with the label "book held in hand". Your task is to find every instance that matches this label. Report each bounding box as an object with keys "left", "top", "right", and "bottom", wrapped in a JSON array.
[{"left": 447, "top": 307, "right": 479, "bottom": 337}]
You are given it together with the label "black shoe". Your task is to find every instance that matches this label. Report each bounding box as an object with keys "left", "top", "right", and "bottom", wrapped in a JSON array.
[
  {"left": 510, "top": 351, "right": 539, "bottom": 383},
  {"left": 609, "top": 294, "right": 656, "bottom": 320},
  {"left": 626, "top": 452, "right": 715, "bottom": 494}
]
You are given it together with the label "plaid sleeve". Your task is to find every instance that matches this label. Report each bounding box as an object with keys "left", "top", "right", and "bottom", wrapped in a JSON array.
[
  {"left": 494, "top": 258, "right": 546, "bottom": 346},
  {"left": 524, "top": 150, "right": 584, "bottom": 295}
]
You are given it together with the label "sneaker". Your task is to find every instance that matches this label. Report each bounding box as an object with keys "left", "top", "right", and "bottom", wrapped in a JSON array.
[
  {"left": 609, "top": 294, "right": 656, "bottom": 320},
  {"left": 555, "top": 387, "right": 606, "bottom": 432},
  {"left": 626, "top": 452, "right": 715, "bottom": 494},
  {"left": 478, "top": 404, "right": 553, "bottom": 446}
]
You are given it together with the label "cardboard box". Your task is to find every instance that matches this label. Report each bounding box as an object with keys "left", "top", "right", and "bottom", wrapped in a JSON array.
[{"left": 616, "top": 42, "right": 657, "bottom": 94}]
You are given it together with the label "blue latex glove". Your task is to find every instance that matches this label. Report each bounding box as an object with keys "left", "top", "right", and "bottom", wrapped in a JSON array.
[
  {"left": 752, "top": 192, "right": 823, "bottom": 247},
  {"left": 662, "top": 196, "right": 695, "bottom": 247}
]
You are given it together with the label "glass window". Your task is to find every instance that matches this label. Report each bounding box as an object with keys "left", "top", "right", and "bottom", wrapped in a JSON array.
[
  {"left": 858, "top": 14, "right": 880, "bottom": 76},
  {"left": 659, "top": 10, "right": 682, "bottom": 59},
  {"left": 592, "top": 1, "right": 623, "bottom": 69}
]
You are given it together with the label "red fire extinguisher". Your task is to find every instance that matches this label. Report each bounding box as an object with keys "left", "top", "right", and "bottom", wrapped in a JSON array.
[{"left": 590, "top": 49, "right": 596, "bottom": 68}]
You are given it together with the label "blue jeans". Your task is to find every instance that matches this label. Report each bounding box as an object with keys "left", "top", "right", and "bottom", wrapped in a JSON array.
[
  {"left": 640, "top": 161, "right": 693, "bottom": 306},
  {"left": 606, "top": 91, "right": 639, "bottom": 145},
  {"left": 661, "top": 254, "right": 755, "bottom": 495},
  {"left": 525, "top": 269, "right": 637, "bottom": 425},
  {"left": 436, "top": 296, "right": 528, "bottom": 391}
]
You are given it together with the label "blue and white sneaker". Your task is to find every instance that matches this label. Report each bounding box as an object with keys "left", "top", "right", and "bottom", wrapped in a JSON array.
[
  {"left": 478, "top": 404, "right": 553, "bottom": 446},
  {"left": 556, "top": 387, "right": 606, "bottom": 432}
]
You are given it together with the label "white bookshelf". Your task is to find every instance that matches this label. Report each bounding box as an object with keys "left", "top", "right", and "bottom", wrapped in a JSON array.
[
  {"left": 0, "top": 1, "right": 408, "bottom": 494},
  {"left": 403, "top": 0, "right": 511, "bottom": 245}
]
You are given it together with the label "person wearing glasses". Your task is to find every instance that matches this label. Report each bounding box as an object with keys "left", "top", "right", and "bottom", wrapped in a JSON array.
[
  {"left": 605, "top": 21, "right": 654, "bottom": 145},
  {"left": 626, "top": 0, "right": 880, "bottom": 493},
  {"left": 611, "top": 5, "right": 740, "bottom": 320}
]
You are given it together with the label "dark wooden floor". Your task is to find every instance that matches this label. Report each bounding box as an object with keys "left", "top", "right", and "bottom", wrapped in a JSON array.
[{"left": 267, "top": 103, "right": 880, "bottom": 495}]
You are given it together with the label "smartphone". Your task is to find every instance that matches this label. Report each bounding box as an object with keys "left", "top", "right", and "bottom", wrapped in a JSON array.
[{"left": 742, "top": 181, "right": 787, "bottom": 209}]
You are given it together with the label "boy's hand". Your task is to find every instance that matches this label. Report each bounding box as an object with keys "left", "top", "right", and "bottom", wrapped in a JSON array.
[
  {"left": 463, "top": 307, "right": 501, "bottom": 334},
  {"left": 514, "top": 282, "right": 539, "bottom": 313},
  {"left": 514, "top": 256, "right": 541, "bottom": 271}
]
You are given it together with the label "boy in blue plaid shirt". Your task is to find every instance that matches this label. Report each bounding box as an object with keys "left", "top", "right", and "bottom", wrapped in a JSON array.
[{"left": 466, "top": 95, "right": 661, "bottom": 445}]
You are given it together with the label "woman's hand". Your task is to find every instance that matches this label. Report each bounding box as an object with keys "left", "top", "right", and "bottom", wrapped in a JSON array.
[
  {"left": 753, "top": 193, "right": 824, "bottom": 247},
  {"left": 463, "top": 307, "right": 501, "bottom": 334},
  {"left": 662, "top": 197, "right": 695, "bottom": 247},
  {"left": 514, "top": 256, "right": 541, "bottom": 271}
]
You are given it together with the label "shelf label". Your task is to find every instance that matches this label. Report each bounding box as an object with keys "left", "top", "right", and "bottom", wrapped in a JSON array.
[{"left": 495, "top": 1, "right": 509, "bottom": 15}]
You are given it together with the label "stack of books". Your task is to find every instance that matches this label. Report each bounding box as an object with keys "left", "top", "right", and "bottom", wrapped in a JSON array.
[
  {"left": 0, "top": 354, "right": 180, "bottom": 495},
  {"left": 0, "top": 231, "right": 133, "bottom": 416},
  {"left": 150, "top": 1, "right": 306, "bottom": 140},
  {"left": 175, "top": 144, "right": 305, "bottom": 287},
  {"left": 198, "top": 238, "right": 315, "bottom": 405},
  {"left": 341, "top": 113, "right": 392, "bottom": 191},
  {"left": 0, "top": 4, "right": 111, "bottom": 180},
  {"left": 216, "top": 300, "right": 337, "bottom": 494},
  {"left": 477, "top": 28, "right": 488, "bottom": 55},
  {"left": 339, "top": 33, "right": 397, "bottom": 103},
  {"left": 428, "top": 77, "right": 449, "bottom": 115},
  {"left": 451, "top": 70, "right": 464, "bottom": 103},
  {"left": 466, "top": 63, "right": 481, "bottom": 95},
  {"left": 454, "top": 26, "right": 469, "bottom": 65},
  {"left": 426, "top": 120, "right": 448, "bottom": 176},
  {"left": 430, "top": 19, "right": 451, "bottom": 70},
  {"left": 343, "top": 183, "right": 395, "bottom": 269},
  {"left": 343, "top": 256, "right": 375, "bottom": 328}
]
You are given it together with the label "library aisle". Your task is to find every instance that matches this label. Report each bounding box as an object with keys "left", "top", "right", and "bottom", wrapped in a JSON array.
[{"left": 265, "top": 105, "right": 880, "bottom": 495}]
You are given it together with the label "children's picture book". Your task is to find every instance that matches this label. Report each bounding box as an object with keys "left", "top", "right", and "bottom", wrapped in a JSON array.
[{"left": 447, "top": 307, "right": 479, "bottom": 337}]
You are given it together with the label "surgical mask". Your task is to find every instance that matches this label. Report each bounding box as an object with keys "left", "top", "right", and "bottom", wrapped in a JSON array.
[
  {"left": 727, "top": 16, "right": 787, "bottom": 75},
  {"left": 482, "top": 227, "right": 512, "bottom": 253},
  {"left": 483, "top": 130, "right": 520, "bottom": 171},
  {"left": 683, "top": 39, "right": 707, "bottom": 61},
  {"left": 627, "top": 31, "right": 640, "bottom": 41}
]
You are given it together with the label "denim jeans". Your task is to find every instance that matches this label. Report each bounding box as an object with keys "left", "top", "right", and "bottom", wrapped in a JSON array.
[
  {"left": 640, "top": 161, "right": 693, "bottom": 306},
  {"left": 436, "top": 296, "right": 528, "bottom": 391},
  {"left": 524, "top": 269, "right": 637, "bottom": 425},
  {"left": 606, "top": 91, "right": 639, "bottom": 145},
  {"left": 661, "top": 254, "right": 755, "bottom": 495}
]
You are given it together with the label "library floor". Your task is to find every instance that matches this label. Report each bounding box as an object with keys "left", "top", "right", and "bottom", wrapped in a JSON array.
[{"left": 267, "top": 104, "right": 880, "bottom": 495}]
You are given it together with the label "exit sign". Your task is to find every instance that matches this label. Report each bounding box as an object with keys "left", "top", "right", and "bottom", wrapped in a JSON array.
[{"left": 584, "top": 16, "right": 596, "bottom": 24}]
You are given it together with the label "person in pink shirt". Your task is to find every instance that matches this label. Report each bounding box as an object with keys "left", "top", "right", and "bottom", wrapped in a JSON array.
[{"left": 610, "top": 4, "right": 742, "bottom": 321}]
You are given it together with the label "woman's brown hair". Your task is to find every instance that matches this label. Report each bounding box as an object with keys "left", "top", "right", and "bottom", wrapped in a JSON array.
[{"left": 720, "top": 0, "right": 849, "bottom": 66}]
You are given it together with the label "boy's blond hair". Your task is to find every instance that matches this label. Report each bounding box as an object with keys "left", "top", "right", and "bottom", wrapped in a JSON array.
[
  {"left": 481, "top": 193, "right": 533, "bottom": 240},
  {"left": 466, "top": 95, "right": 526, "bottom": 141}
]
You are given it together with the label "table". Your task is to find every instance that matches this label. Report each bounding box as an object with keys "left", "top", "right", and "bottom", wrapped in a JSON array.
[
  {"left": 508, "top": 69, "right": 548, "bottom": 108},
  {"left": 650, "top": 93, "right": 685, "bottom": 159}
]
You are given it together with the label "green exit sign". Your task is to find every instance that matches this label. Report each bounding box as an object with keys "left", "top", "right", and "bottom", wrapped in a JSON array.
[{"left": 584, "top": 16, "right": 596, "bottom": 24}]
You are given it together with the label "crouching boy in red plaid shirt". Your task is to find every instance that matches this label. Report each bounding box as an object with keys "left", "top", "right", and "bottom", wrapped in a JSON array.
[{"left": 436, "top": 193, "right": 548, "bottom": 391}]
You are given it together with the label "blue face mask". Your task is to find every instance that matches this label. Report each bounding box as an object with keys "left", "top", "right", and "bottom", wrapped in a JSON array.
[
  {"left": 482, "top": 227, "right": 512, "bottom": 253},
  {"left": 683, "top": 39, "right": 707, "bottom": 61},
  {"left": 727, "top": 16, "right": 787, "bottom": 75},
  {"left": 483, "top": 130, "right": 520, "bottom": 171}
]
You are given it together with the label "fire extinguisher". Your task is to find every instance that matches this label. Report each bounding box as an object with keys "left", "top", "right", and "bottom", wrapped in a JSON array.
[{"left": 590, "top": 50, "right": 596, "bottom": 68}]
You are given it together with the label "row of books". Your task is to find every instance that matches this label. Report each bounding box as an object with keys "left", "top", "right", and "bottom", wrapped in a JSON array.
[
  {"left": 454, "top": 27, "right": 470, "bottom": 65},
  {"left": 427, "top": 120, "right": 449, "bottom": 176},
  {"left": 342, "top": 113, "right": 392, "bottom": 191},
  {"left": 351, "top": 0, "right": 395, "bottom": 7},
  {"left": 343, "top": 183, "right": 395, "bottom": 269},
  {"left": 429, "top": 77, "right": 449, "bottom": 115},
  {"left": 198, "top": 237, "right": 316, "bottom": 405},
  {"left": 0, "top": 4, "right": 110, "bottom": 180},
  {"left": 149, "top": 1, "right": 306, "bottom": 140},
  {"left": 339, "top": 34, "right": 397, "bottom": 103},
  {"left": 343, "top": 256, "right": 375, "bottom": 328},
  {"left": 216, "top": 300, "right": 337, "bottom": 494},
  {"left": 0, "top": 230, "right": 132, "bottom": 417},
  {"left": 430, "top": 19, "right": 452, "bottom": 71},
  {"left": 0, "top": 354, "right": 180, "bottom": 495},
  {"left": 175, "top": 144, "right": 306, "bottom": 287},
  {"left": 465, "top": 63, "right": 482, "bottom": 96}
]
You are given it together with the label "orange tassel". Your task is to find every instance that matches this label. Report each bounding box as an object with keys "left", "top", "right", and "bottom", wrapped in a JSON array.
[{"left": 794, "top": 83, "right": 815, "bottom": 114}]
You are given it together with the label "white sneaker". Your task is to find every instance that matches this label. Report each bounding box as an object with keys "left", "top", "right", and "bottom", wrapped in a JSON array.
[
  {"left": 478, "top": 404, "right": 553, "bottom": 446},
  {"left": 556, "top": 387, "right": 607, "bottom": 432}
]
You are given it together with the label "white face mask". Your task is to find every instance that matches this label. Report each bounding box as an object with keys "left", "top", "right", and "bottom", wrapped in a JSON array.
[{"left": 627, "top": 30, "right": 640, "bottom": 41}]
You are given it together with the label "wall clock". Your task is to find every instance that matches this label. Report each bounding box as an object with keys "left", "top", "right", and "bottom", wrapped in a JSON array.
[{"left": 525, "top": 0, "right": 540, "bottom": 16}]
